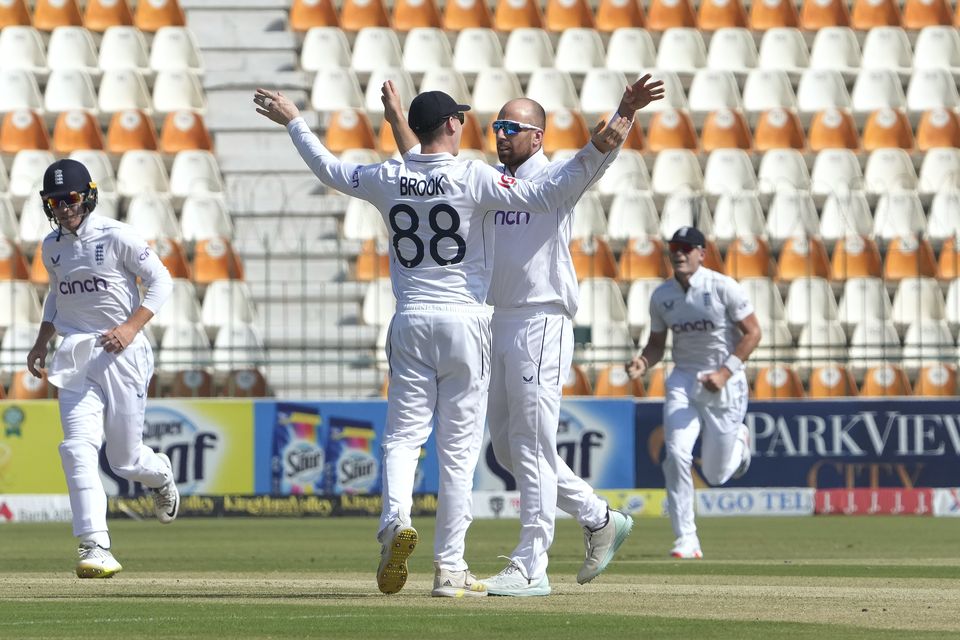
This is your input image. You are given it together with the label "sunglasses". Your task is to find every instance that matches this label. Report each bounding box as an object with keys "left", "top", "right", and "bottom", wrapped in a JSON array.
[
  {"left": 448, "top": 112, "right": 465, "bottom": 125},
  {"left": 669, "top": 242, "right": 700, "bottom": 254},
  {"left": 492, "top": 120, "right": 543, "bottom": 136},
  {"left": 44, "top": 192, "right": 84, "bottom": 210}
]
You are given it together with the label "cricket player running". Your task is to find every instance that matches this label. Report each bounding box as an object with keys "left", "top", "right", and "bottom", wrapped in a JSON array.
[
  {"left": 383, "top": 74, "right": 665, "bottom": 596},
  {"left": 27, "top": 159, "right": 180, "bottom": 578},
  {"left": 254, "top": 87, "right": 630, "bottom": 596},
  {"left": 626, "top": 227, "right": 761, "bottom": 559}
]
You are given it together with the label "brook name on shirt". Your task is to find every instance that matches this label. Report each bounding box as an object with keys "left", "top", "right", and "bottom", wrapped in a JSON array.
[{"left": 399, "top": 175, "right": 446, "bottom": 196}]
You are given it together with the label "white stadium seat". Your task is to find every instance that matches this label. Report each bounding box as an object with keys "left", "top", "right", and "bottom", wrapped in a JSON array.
[
  {"left": 403, "top": 27, "right": 453, "bottom": 74},
  {"left": 453, "top": 28, "right": 503, "bottom": 76},
  {"left": 351, "top": 27, "right": 403, "bottom": 75},
  {"left": 301, "top": 27, "right": 351, "bottom": 71},
  {"left": 99, "top": 26, "right": 150, "bottom": 72},
  {"left": 503, "top": 28, "right": 554, "bottom": 75},
  {"left": 605, "top": 28, "right": 657, "bottom": 75},
  {"left": 150, "top": 27, "right": 203, "bottom": 72},
  {"left": 554, "top": 28, "right": 605, "bottom": 74}
]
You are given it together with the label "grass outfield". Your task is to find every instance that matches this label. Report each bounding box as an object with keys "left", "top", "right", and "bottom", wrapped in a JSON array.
[{"left": 2, "top": 516, "right": 959, "bottom": 639}]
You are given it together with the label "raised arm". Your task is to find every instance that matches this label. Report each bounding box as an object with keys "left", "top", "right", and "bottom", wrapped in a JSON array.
[
  {"left": 254, "top": 88, "right": 377, "bottom": 198},
  {"left": 382, "top": 81, "right": 418, "bottom": 156}
]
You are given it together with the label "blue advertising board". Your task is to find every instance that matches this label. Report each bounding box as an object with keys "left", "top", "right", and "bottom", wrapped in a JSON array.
[{"left": 635, "top": 399, "right": 960, "bottom": 489}]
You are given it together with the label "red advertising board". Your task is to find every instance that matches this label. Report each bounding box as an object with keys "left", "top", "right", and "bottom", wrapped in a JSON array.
[{"left": 814, "top": 488, "right": 933, "bottom": 515}]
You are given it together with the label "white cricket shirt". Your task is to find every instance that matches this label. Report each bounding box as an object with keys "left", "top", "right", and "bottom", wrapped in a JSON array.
[
  {"left": 486, "top": 148, "right": 618, "bottom": 317},
  {"left": 287, "top": 117, "right": 609, "bottom": 306},
  {"left": 41, "top": 213, "right": 173, "bottom": 335},
  {"left": 649, "top": 267, "right": 754, "bottom": 373}
]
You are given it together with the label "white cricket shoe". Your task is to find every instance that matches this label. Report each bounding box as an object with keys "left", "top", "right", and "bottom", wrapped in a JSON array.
[
  {"left": 732, "top": 423, "right": 751, "bottom": 480},
  {"left": 376, "top": 519, "right": 418, "bottom": 594},
  {"left": 670, "top": 535, "right": 703, "bottom": 559},
  {"left": 76, "top": 541, "right": 122, "bottom": 579},
  {"left": 577, "top": 509, "right": 634, "bottom": 584},
  {"left": 152, "top": 452, "right": 180, "bottom": 524},
  {"left": 480, "top": 559, "right": 551, "bottom": 597},
  {"left": 431, "top": 563, "right": 487, "bottom": 598}
]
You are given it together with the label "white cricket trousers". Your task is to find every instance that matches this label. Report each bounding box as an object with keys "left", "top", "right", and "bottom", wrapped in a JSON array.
[
  {"left": 58, "top": 333, "right": 171, "bottom": 539},
  {"left": 380, "top": 303, "right": 491, "bottom": 571},
  {"left": 663, "top": 367, "right": 749, "bottom": 539},
  {"left": 486, "top": 306, "right": 608, "bottom": 580}
]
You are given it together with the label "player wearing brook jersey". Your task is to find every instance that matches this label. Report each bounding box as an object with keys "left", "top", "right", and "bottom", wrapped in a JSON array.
[
  {"left": 254, "top": 87, "right": 630, "bottom": 597},
  {"left": 26, "top": 159, "right": 180, "bottom": 579},
  {"left": 627, "top": 227, "right": 762, "bottom": 559}
]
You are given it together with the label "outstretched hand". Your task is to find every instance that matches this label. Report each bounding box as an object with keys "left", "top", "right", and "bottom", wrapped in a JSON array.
[
  {"left": 618, "top": 74, "right": 666, "bottom": 119},
  {"left": 380, "top": 80, "right": 404, "bottom": 124},
  {"left": 253, "top": 88, "right": 300, "bottom": 126},
  {"left": 590, "top": 115, "right": 631, "bottom": 153}
]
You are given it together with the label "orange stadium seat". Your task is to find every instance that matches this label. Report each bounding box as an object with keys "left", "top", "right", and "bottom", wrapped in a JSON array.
[
  {"left": 883, "top": 235, "right": 937, "bottom": 281},
  {"left": 290, "top": 0, "right": 339, "bottom": 30},
  {"left": 701, "top": 109, "right": 752, "bottom": 151},
  {"left": 193, "top": 237, "right": 244, "bottom": 285},
  {"left": 169, "top": 369, "right": 214, "bottom": 397},
  {"left": 153, "top": 237, "right": 191, "bottom": 279},
  {"left": 0, "top": 110, "right": 49, "bottom": 152},
  {"left": 134, "top": 0, "right": 185, "bottom": 31},
  {"left": 916, "top": 108, "right": 960, "bottom": 151},
  {"left": 33, "top": 0, "right": 83, "bottom": 31},
  {"left": 753, "top": 108, "right": 805, "bottom": 151},
  {"left": 645, "top": 366, "right": 666, "bottom": 397},
  {"left": 646, "top": 0, "right": 696, "bottom": 30},
  {"left": 750, "top": 0, "right": 799, "bottom": 29},
  {"left": 356, "top": 238, "right": 390, "bottom": 281},
  {"left": 914, "top": 363, "right": 958, "bottom": 396},
  {"left": 562, "top": 363, "right": 593, "bottom": 396},
  {"left": 159, "top": 111, "right": 212, "bottom": 153},
  {"left": 703, "top": 239, "right": 725, "bottom": 273},
  {"left": 494, "top": 0, "right": 544, "bottom": 30},
  {"left": 8, "top": 369, "right": 53, "bottom": 400},
  {"left": 776, "top": 235, "right": 831, "bottom": 282},
  {"left": 646, "top": 109, "right": 698, "bottom": 151},
  {"left": 698, "top": 0, "right": 748, "bottom": 30},
  {"left": 460, "top": 112, "right": 486, "bottom": 152},
  {"left": 84, "top": 0, "right": 133, "bottom": 32},
  {"left": 903, "top": 0, "right": 952, "bottom": 27},
  {"left": 106, "top": 109, "right": 159, "bottom": 153},
  {"left": 542, "top": 109, "right": 590, "bottom": 154},
  {"left": 808, "top": 108, "right": 860, "bottom": 151},
  {"left": 596, "top": 0, "right": 645, "bottom": 31},
  {"left": 623, "top": 121, "right": 645, "bottom": 151},
  {"left": 325, "top": 109, "right": 376, "bottom": 152},
  {"left": 852, "top": 0, "right": 901, "bottom": 29},
  {"left": 393, "top": 0, "right": 442, "bottom": 31},
  {"left": 936, "top": 237, "right": 960, "bottom": 280},
  {"left": 221, "top": 369, "right": 269, "bottom": 397},
  {"left": 29, "top": 246, "right": 49, "bottom": 286},
  {"left": 724, "top": 235, "right": 773, "bottom": 279},
  {"left": 801, "top": 0, "right": 850, "bottom": 29},
  {"left": 861, "top": 364, "right": 912, "bottom": 396},
  {"left": 753, "top": 364, "right": 805, "bottom": 399},
  {"left": 341, "top": 0, "right": 390, "bottom": 30},
  {"left": 618, "top": 236, "right": 671, "bottom": 281},
  {"left": 862, "top": 108, "right": 914, "bottom": 151},
  {"left": 594, "top": 364, "right": 645, "bottom": 397},
  {"left": 378, "top": 120, "right": 400, "bottom": 155},
  {"left": 545, "top": 0, "right": 595, "bottom": 31},
  {"left": 831, "top": 235, "right": 883, "bottom": 280},
  {"left": 0, "top": 0, "right": 31, "bottom": 27},
  {"left": 443, "top": 0, "right": 493, "bottom": 29},
  {"left": 0, "top": 237, "right": 29, "bottom": 280},
  {"left": 571, "top": 237, "right": 618, "bottom": 280},
  {"left": 808, "top": 364, "right": 858, "bottom": 397},
  {"left": 51, "top": 111, "right": 104, "bottom": 152}
]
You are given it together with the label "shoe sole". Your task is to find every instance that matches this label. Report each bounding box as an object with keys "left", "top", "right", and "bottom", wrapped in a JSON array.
[
  {"left": 486, "top": 587, "right": 552, "bottom": 597},
  {"left": 578, "top": 514, "right": 635, "bottom": 585},
  {"left": 76, "top": 563, "right": 122, "bottom": 579},
  {"left": 431, "top": 586, "right": 488, "bottom": 598},
  {"left": 670, "top": 551, "right": 703, "bottom": 559},
  {"left": 377, "top": 527, "right": 418, "bottom": 595}
]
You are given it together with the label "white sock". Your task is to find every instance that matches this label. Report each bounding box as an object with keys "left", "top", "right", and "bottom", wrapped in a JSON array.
[{"left": 80, "top": 531, "right": 111, "bottom": 548}]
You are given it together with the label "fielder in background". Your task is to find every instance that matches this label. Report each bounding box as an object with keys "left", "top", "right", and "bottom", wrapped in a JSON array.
[
  {"left": 383, "top": 74, "right": 664, "bottom": 596},
  {"left": 254, "top": 87, "right": 630, "bottom": 597},
  {"left": 27, "top": 159, "right": 180, "bottom": 579},
  {"left": 626, "top": 226, "right": 761, "bottom": 559}
]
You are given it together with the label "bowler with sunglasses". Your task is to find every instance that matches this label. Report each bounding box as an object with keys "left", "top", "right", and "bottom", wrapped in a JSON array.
[
  {"left": 384, "top": 74, "right": 664, "bottom": 596},
  {"left": 254, "top": 86, "right": 630, "bottom": 598},
  {"left": 626, "top": 226, "right": 762, "bottom": 559},
  {"left": 26, "top": 158, "right": 180, "bottom": 579}
]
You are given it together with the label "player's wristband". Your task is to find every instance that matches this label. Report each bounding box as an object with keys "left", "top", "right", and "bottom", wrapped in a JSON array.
[
  {"left": 639, "top": 355, "right": 649, "bottom": 370},
  {"left": 723, "top": 355, "right": 743, "bottom": 374}
]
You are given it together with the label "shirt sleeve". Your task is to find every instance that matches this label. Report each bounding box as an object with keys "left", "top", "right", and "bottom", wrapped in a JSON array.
[
  {"left": 287, "top": 116, "right": 381, "bottom": 200},
  {"left": 724, "top": 277, "right": 754, "bottom": 323},
  {"left": 41, "top": 249, "right": 58, "bottom": 324},
  {"left": 116, "top": 227, "right": 173, "bottom": 315},
  {"left": 649, "top": 292, "right": 667, "bottom": 333},
  {"left": 470, "top": 141, "right": 611, "bottom": 214}
]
